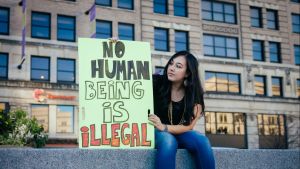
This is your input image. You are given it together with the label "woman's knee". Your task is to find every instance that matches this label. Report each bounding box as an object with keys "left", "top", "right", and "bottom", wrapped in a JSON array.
[
  {"left": 155, "top": 131, "right": 178, "bottom": 151},
  {"left": 184, "top": 131, "right": 212, "bottom": 148}
]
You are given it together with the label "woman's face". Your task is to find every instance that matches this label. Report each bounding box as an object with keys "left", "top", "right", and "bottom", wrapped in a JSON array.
[{"left": 167, "top": 55, "right": 188, "bottom": 83}]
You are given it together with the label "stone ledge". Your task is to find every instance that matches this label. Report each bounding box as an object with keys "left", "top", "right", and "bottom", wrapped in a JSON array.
[{"left": 0, "top": 148, "right": 299, "bottom": 169}]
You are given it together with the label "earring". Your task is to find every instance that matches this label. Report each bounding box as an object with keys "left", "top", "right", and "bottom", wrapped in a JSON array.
[{"left": 184, "top": 78, "right": 188, "bottom": 87}]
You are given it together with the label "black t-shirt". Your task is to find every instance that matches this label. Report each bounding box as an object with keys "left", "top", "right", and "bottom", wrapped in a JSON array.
[{"left": 153, "top": 74, "right": 185, "bottom": 125}]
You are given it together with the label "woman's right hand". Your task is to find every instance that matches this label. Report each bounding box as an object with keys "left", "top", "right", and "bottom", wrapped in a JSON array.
[{"left": 148, "top": 114, "right": 165, "bottom": 131}]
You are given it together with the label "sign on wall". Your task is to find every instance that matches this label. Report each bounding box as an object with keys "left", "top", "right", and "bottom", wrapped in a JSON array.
[{"left": 78, "top": 38, "right": 154, "bottom": 149}]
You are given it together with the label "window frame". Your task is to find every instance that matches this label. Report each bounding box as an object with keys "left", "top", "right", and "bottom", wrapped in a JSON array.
[
  {"left": 31, "top": 55, "right": 50, "bottom": 82},
  {"left": 118, "top": 0, "right": 134, "bottom": 10},
  {"left": 95, "top": 0, "right": 112, "bottom": 7},
  {"left": 31, "top": 104, "right": 49, "bottom": 133},
  {"left": 201, "top": 0, "right": 237, "bottom": 24},
  {"left": 205, "top": 71, "right": 241, "bottom": 94},
  {"left": 174, "top": 0, "right": 188, "bottom": 17},
  {"left": 292, "top": 13, "right": 300, "bottom": 34},
  {"left": 203, "top": 34, "right": 239, "bottom": 59},
  {"left": 154, "top": 27, "right": 169, "bottom": 51},
  {"left": 267, "top": 9, "right": 279, "bottom": 30},
  {"left": 96, "top": 19, "right": 112, "bottom": 39},
  {"left": 252, "top": 40, "right": 265, "bottom": 61},
  {"left": 254, "top": 75, "right": 267, "bottom": 96},
  {"left": 153, "top": 0, "right": 168, "bottom": 14},
  {"left": 31, "top": 11, "right": 51, "bottom": 39},
  {"left": 0, "top": 6, "right": 10, "bottom": 35},
  {"left": 250, "top": 7, "right": 263, "bottom": 28},
  {"left": 57, "top": 58, "right": 76, "bottom": 84},
  {"left": 175, "top": 30, "right": 189, "bottom": 52},
  {"left": 0, "top": 52, "right": 8, "bottom": 80},
  {"left": 271, "top": 76, "right": 283, "bottom": 97},
  {"left": 118, "top": 22, "right": 135, "bottom": 41},
  {"left": 57, "top": 14, "right": 76, "bottom": 42},
  {"left": 269, "top": 42, "right": 281, "bottom": 63},
  {"left": 56, "top": 105, "right": 74, "bottom": 133}
]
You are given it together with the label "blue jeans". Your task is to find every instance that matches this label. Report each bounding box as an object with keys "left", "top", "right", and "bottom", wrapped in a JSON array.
[{"left": 155, "top": 130, "right": 215, "bottom": 169}]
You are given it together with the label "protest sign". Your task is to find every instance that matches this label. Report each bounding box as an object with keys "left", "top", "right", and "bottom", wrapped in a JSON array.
[{"left": 78, "top": 38, "right": 154, "bottom": 149}]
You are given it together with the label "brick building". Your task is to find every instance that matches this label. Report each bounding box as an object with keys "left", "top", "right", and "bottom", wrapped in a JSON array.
[{"left": 0, "top": 0, "right": 299, "bottom": 148}]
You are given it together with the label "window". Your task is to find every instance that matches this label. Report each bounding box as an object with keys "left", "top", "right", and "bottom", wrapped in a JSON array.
[
  {"left": 269, "top": 42, "right": 281, "bottom": 63},
  {"left": 252, "top": 40, "right": 264, "bottom": 61},
  {"left": 205, "top": 112, "right": 246, "bottom": 148},
  {"left": 291, "top": 0, "right": 300, "bottom": 3},
  {"left": 272, "top": 77, "right": 282, "bottom": 97},
  {"left": 31, "top": 104, "right": 49, "bottom": 132},
  {"left": 205, "top": 71, "right": 240, "bottom": 94},
  {"left": 154, "top": 66, "right": 164, "bottom": 75},
  {"left": 175, "top": 31, "right": 189, "bottom": 52},
  {"left": 0, "top": 53, "right": 8, "bottom": 79},
  {"left": 96, "top": 20, "right": 112, "bottom": 39},
  {"left": 154, "top": 0, "right": 168, "bottom": 14},
  {"left": 257, "top": 114, "right": 286, "bottom": 149},
  {"left": 0, "top": 102, "right": 9, "bottom": 113},
  {"left": 250, "top": 7, "right": 262, "bottom": 28},
  {"left": 31, "top": 56, "right": 50, "bottom": 82},
  {"left": 202, "top": 0, "right": 236, "bottom": 24},
  {"left": 203, "top": 34, "right": 238, "bottom": 58},
  {"left": 174, "top": 0, "right": 187, "bottom": 17},
  {"left": 95, "top": 0, "right": 112, "bottom": 6},
  {"left": 0, "top": 7, "right": 9, "bottom": 35},
  {"left": 118, "top": 0, "right": 133, "bottom": 10},
  {"left": 292, "top": 14, "right": 300, "bottom": 33},
  {"left": 31, "top": 12, "right": 51, "bottom": 39},
  {"left": 56, "top": 105, "right": 74, "bottom": 133},
  {"left": 57, "top": 58, "right": 75, "bottom": 83},
  {"left": 154, "top": 28, "right": 169, "bottom": 51},
  {"left": 297, "top": 79, "right": 300, "bottom": 97},
  {"left": 294, "top": 45, "right": 300, "bottom": 65},
  {"left": 255, "top": 75, "right": 267, "bottom": 96},
  {"left": 118, "top": 23, "right": 134, "bottom": 40},
  {"left": 57, "top": 15, "right": 76, "bottom": 42},
  {"left": 267, "top": 9, "right": 279, "bottom": 30}
]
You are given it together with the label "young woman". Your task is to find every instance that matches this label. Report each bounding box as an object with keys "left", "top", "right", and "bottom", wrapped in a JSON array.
[{"left": 148, "top": 51, "right": 215, "bottom": 169}]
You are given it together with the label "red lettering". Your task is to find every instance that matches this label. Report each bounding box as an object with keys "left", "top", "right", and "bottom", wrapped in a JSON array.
[
  {"left": 121, "top": 123, "right": 130, "bottom": 145},
  {"left": 101, "top": 124, "right": 111, "bottom": 145},
  {"left": 80, "top": 126, "right": 89, "bottom": 147},
  {"left": 90, "top": 124, "right": 100, "bottom": 146},
  {"left": 141, "top": 123, "right": 151, "bottom": 146},
  {"left": 131, "top": 123, "right": 140, "bottom": 147},
  {"left": 111, "top": 123, "right": 120, "bottom": 147}
]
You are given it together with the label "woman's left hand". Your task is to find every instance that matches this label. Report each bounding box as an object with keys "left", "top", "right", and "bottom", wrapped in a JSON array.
[{"left": 148, "top": 114, "right": 165, "bottom": 131}]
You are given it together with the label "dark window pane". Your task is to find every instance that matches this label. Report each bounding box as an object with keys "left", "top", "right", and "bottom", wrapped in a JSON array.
[
  {"left": 252, "top": 40, "right": 264, "bottom": 61},
  {"left": 0, "top": 53, "right": 8, "bottom": 79},
  {"left": 31, "top": 12, "right": 50, "bottom": 39},
  {"left": 154, "top": 28, "right": 168, "bottom": 51},
  {"left": 57, "top": 58, "right": 75, "bottom": 83},
  {"left": 251, "top": 7, "right": 262, "bottom": 27},
  {"left": 57, "top": 15, "right": 75, "bottom": 41},
  {"left": 175, "top": 31, "right": 188, "bottom": 51},
  {"left": 269, "top": 42, "right": 280, "bottom": 63},
  {"left": 95, "top": 0, "right": 112, "bottom": 6},
  {"left": 202, "top": 1, "right": 236, "bottom": 24},
  {"left": 31, "top": 56, "right": 50, "bottom": 81},
  {"left": 118, "top": 23, "right": 134, "bottom": 40},
  {"left": 0, "top": 7, "right": 9, "bottom": 35},
  {"left": 174, "top": 0, "right": 187, "bottom": 17},
  {"left": 96, "top": 20, "right": 112, "bottom": 39},
  {"left": 203, "top": 34, "right": 238, "bottom": 58},
  {"left": 294, "top": 45, "right": 300, "bottom": 65},
  {"left": 118, "top": 0, "right": 133, "bottom": 10},
  {"left": 267, "top": 10, "right": 278, "bottom": 30},
  {"left": 154, "top": 0, "right": 168, "bottom": 14},
  {"left": 292, "top": 14, "right": 300, "bottom": 33}
]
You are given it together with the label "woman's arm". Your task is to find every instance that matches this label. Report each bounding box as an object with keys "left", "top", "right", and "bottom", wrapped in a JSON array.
[{"left": 149, "top": 104, "right": 202, "bottom": 135}]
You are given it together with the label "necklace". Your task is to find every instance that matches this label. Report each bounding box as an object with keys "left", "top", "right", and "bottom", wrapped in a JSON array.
[{"left": 168, "top": 97, "right": 186, "bottom": 125}]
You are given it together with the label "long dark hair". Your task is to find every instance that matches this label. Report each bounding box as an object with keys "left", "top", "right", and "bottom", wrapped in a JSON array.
[{"left": 157, "top": 51, "right": 205, "bottom": 125}]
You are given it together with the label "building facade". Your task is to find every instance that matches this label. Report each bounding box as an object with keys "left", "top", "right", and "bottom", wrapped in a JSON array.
[{"left": 0, "top": 0, "right": 299, "bottom": 148}]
